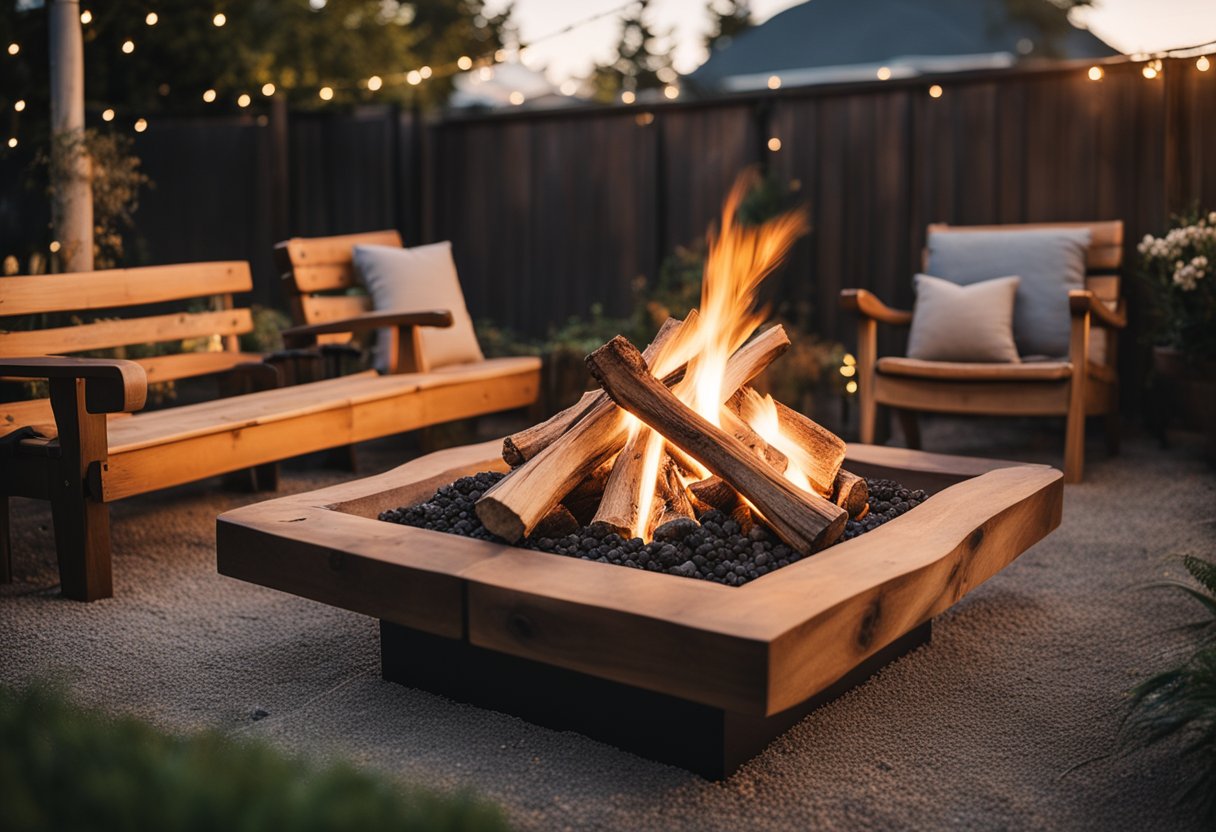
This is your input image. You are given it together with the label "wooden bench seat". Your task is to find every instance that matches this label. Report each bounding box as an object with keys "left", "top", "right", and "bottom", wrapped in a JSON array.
[{"left": 2, "top": 258, "right": 541, "bottom": 601}]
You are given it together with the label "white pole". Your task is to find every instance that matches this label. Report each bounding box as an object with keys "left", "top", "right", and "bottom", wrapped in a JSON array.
[{"left": 49, "top": 0, "right": 93, "bottom": 272}]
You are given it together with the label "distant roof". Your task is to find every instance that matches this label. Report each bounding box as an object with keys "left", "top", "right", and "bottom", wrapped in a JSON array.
[{"left": 690, "top": 0, "right": 1119, "bottom": 91}]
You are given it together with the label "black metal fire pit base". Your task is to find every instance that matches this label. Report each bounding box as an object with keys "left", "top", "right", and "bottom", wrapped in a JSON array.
[{"left": 379, "top": 619, "right": 932, "bottom": 779}]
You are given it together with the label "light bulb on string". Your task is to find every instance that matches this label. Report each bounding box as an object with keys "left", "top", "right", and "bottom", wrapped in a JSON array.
[
  {"left": 6, "top": 43, "right": 18, "bottom": 56},
  {"left": 80, "top": 10, "right": 93, "bottom": 24},
  {"left": 318, "top": 86, "right": 334, "bottom": 100},
  {"left": 261, "top": 83, "right": 275, "bottom": 96},
  {"left": 202, "top": 89, "right": 217, "bottom": 103},
  {"left": 367, "top": 75, "right": 383, "bottom": 91},
  {"left": 929, "top": 84, "right": 944, "bottom": 98},
  {"left": 213, "top": 13, "right": 227, "bottom": 27},
  {"left": 406, "top": 70, "right": 421, "bottom": 85},
  {"left": 237, "top": 93, "right": 251, "bottom": 108},
  {"left": 145, "top": 12, "right": 158, "bottom": 25},
  {"left": 508, "top": 90, "right": 524, "bottom": 105},
  {"left": 122, "top": 40, "right": 135, "bottom": 54},
  {"left": 102, "top": 108, "right": 115, "bottom": 121},
  {"left": 14, "top": 99, "right": 25, "bottom": 112},
  {"left": 457, "top": 56, "right": 472, "bottom": 71},
  {"left": 1198, "top": 56, "right": 1211, "bottom": 72},
  {"left": 134, "top": 118, "right": 148, "bottom": 133},
  {"left": 1088, "top": 66, "right": 1104, "bottom": 81},
  {"left": 7, "top": 137, "right": 17, "bottom": 148},
  {"left": 420, "top": 65, "right": 432, "bottom": 79}
]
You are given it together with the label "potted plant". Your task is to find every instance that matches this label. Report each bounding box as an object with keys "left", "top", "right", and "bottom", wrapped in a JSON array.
[{"left": 1138, "top": 211, "right": 1216, "bottom": 436}]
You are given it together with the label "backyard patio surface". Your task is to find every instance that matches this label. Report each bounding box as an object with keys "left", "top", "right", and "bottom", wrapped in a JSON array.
[{"left": 2, "top": 416, "right": 1213, "bottom": 832}]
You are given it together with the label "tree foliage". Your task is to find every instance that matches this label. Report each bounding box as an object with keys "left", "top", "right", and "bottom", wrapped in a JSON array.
[
  {"left": 704, "top": 0, "right": 752, "bottom": 52},
  {"left": 587, "top": 0, "right": 675, "bottom": 103},
  {"left": 0, "top": 0, "right": 515, "bottom": 118}
]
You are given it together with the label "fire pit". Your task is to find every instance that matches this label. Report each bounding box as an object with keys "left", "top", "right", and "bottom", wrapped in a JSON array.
[
  {"left": 218, "top": 174, "right": 1062, "bottom": 776},
  {"left": 217, "top": 440, "right": 1060, "bottom": 778}
]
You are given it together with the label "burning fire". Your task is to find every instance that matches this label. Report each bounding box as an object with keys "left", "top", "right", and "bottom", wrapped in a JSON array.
[{"left": 628, "top": 171, "right": 814, "bottom": 539}]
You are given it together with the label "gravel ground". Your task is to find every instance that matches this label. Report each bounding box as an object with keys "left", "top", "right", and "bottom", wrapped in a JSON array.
[{"left": 2, "top": 416, "right": 1214, "bottom": 831}]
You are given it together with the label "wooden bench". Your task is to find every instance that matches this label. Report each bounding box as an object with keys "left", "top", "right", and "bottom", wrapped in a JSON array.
[
  {"left": 1, "top": 261, "right": 541, "bottom": 601},
  {"left": 841, "top": 221, "right": 1126, "bottom": 483}
]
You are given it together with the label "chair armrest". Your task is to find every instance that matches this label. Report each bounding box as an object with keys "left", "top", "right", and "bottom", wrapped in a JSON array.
[
  {"left": 0, "top": 356, "right": 147, "bottom": 413},
  {"left": 1068, "top": 290, "right": 1126, "bottom": 329},
  {"left": 281, "top": 309, "right": 454, "bottom": 346},
  {"left": 839, "top": 289, "right": 913, "bottom": 326}
]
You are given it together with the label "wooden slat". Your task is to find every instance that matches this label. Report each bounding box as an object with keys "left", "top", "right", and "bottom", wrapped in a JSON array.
[
  {"left": 137, "top": 351, "right": 264, "bottom": 383},
  {"left": 926, "top": 221, "right": 1124, "bottom": 271},
  {"left": 280, "top": 230, "right": 403, "bottom": 293},
  {"left": 0, "top": 309, "right": 253, "bottom": 358},
  {"left": 0, "top": 262, "right": 252, "bottom": 317},
  {"left": 105, "top": 359, "right": 540, "bottom": 499},
  {"left": 876, "top": 357, "right": 1073, "bottom": 381},
  {"left": 298, "top": 294, "right": 371, "bottom": 324},
  {"left": 874, "top": 374, "right": 1070, "bottom": 416}
]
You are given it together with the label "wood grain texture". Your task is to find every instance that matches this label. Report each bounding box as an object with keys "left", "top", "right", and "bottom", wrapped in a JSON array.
[
  {"left": 0, "top": 309, "right": 253, "bottom": 358},
  {"left": 0, "top": 357, "right": 147, "bottom": 414},
  {"left": 278, "top": 229, "right": 403, "bottom": 294},
  {"left": 216, "top": 441, "right": 1062, "bottom": 715},
  {"left": 0, "top": 262, "right": 252, "bottom": 316}
]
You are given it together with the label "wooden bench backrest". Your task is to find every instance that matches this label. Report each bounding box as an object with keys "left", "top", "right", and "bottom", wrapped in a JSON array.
[
  {"left": 0, "top": 261, "right": 254, "bottom": 367},
  {"left": 275, "top": 230, "right": 402, "bottom": 342}
]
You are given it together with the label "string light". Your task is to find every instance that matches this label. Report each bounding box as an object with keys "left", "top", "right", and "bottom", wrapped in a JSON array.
[
  {"left": 80, "top": 9, "right": 92, "bottom": 24},
  {"left": 1142, "top": 61, "right": 1159, "bottom": 79},
  {"left": 8, "top": 43, "right": 20, "bottom": 56},
  {"left": 133, "top": 118, "right": 148, "bottom": 132},
  {"left": 318, "top": 86, "right": 334, "bottom": 100},
  {"left": 839, "top": 364, "right": 856, "bottom": 378},
  {"left": 663, "top": 84, "right": 679, "bottom": 99},
  {"left": 213, "top": 13, "right": 226, "bottom": 27},
  {"left": 261, "top": 82, "right": 275, "bottom": 96},
  {"left": 559, "top": 79, "right": 578, "bottom": 96},
  {"left": 6, "top": 137, "right": 16, "bottom": 148},
  {"left": 122, "top": 39, "right": 135, "bottom": 54},
  {"left": 494, "top": 48, "right": 506, "bottom": 62},
  {"left": 767, "top": 75, "right": 781, "bottom": 90},
  {"left": 457, "top": 55, "right": 472, "bottom": 71},
  {"left": 419, "top": 65, "right": 432, "bottom": 79},
  {"left": 1088, "top": 65, "right": 1104, "bottom": 81},
  {"left": 621, "top": 90, "right": 635, "bottom": 104},
  {"left": 876, "top": 66, "right": 892, "bottom": 80},
  {"left": 237, "top": 93, "right": 251, "bottom": 107},
  {"left": 202, "top": 89, "right": 217, "bottom": 103},
  {"left": 478, "top": 66, "right": 493, "bottom": 81},
  {"left": 14, "top": 99, "right": 25, "bottom": 112},
  {"left": 1198, "top": 56, "right": 1211, "bottom": 72},
  {"left": 366, "top": 75, "right": 383, "bottom": 91},
  {"left": 508, "top": 90, "right": 524, "bottom": 105},
  {"left": 928, "top": 84, "right": 943, "bottom": 98},
  {"left": 767, "top": 137, "right": 781, "bottom": 151},
  {"left": 845, "top": 380, "right": 858, "bottom": 394},
  {"left": 49, "top": 240, "right": 60, "bottom": 252},
  {"left": 145, "top": 12, "right": 158, "bottom": 26},
  {"left": 102, "top": 108, "right": 115, "bottom": 121},
  {"left": 406, "top": 70, "right": 421, "bottom": 85}
]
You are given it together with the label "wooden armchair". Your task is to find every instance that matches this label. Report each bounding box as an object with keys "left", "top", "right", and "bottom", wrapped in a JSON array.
[{"left": 840, "top": 221, "right": 1126, "bottom": 483}]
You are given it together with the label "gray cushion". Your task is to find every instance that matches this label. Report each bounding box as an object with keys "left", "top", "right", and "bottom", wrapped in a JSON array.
[
  {"left": 926, "top": 228, "right": 1091, "bottom": 357},
  {"left": 354, "top": 241, "right": 484, "bottom": 371},
  {"left": 906, "top": 274, "right": 1021, "bottom": 363}
]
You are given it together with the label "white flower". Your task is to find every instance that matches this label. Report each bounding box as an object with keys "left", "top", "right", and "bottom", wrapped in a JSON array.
[{"left": 1209, "top": 211, "right": 1216, "bottom": 224}]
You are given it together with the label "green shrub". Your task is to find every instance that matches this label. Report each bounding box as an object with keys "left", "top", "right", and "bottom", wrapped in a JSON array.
[
  {"left": 0, "top": 685, "right": 511, "bottom": 832},
  {"left": 1123, "top": 555, "right": 1216, "bottom": 825}
]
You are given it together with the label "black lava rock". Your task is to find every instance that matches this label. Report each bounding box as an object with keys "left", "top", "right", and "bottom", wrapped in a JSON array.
[{"left": 379, "top": 473, "right": 930, "bottom": 587}]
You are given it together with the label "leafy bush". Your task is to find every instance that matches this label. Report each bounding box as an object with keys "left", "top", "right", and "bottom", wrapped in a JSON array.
[
  {"left": 0, "top": 685, "right": 511, "bottom": 832},
  {"left": 1123, "top": 555, "right": 1216, "bottom": 825},
  {"left": 1138, "top": 210, "right": 1216, "bottom": 362}
]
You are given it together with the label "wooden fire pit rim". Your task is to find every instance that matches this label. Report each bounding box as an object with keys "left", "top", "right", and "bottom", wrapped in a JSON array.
[{"left": 219, "top": 440, "right": 1061, "bottom": 628}]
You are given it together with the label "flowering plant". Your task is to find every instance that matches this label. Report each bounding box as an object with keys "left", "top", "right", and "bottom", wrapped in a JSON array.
[{"left": 1138, "top": 211, "right": 1216, "bottom": 362}]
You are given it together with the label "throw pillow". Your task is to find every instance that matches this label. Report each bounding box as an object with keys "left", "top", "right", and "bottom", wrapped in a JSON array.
[
  {"left": 926, "top": 228, "right": 1090, "bottom": 357},
  {"left": 353, "top": 241, "right": 484, "bottom": 371},
  {"left": 906, "top": 273, "right": 1021, "bottom": 363}
]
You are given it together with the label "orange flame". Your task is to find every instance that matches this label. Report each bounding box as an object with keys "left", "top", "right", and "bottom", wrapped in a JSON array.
[
  {"left": 736, "top": 388, "right": 816, "bottom": 493},
  {"left": 629, "top": 170, "right": 809, "bottom": 540}
]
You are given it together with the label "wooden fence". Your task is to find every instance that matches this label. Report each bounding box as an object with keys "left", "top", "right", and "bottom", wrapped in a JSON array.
[{"left": 1, "top": 58, "right": 1213, "bottom": 373}]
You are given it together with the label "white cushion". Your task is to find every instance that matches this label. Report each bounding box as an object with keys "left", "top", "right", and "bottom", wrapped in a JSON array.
[
  {"left": 354, "top": 241, "right": 484, "bottom": 371},
  {"left": 906, "top": 274, "right": 1021, "bottom": 363}
]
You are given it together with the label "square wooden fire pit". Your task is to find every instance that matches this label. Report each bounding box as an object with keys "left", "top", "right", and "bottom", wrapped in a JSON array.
[{"left": 217, "top": 440, "right": 1061, "bottom": 778}]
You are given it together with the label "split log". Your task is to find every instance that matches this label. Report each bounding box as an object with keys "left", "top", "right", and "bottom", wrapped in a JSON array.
[
  {"left": 772, "top": 399, "right": 846, "bottom": 496},
  {"left": 561, "top": 455, "right": 615, "bottom": 526},
  {"left": 502, "top": 390, "right": 597, "bottom": 467},
  {"left": 688, "top": 476, "right": 741, "bottom": 514},
  {"left": 586, "top": 336, "right": 846, "bottom": 554},
  {"left": 832, "top": 469, "right": 869, "bottom": 519},
  {"left": 590, "top": 426, "right": 663, "bottom": 539},
  {"left": 500, "top": 314, "right": 696, "bottom": 466},
  {"left": 719, "top": 407, "right": 788, "bottom": 473},
  {"left": 648, "top": 454, "right": 696, "bottom": 535},
  {"left": 532, "top": 504, "right": 581, "bottom": 539},
  {"left": 477, "top": 324, "right": 790, "bottom": 542}
]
